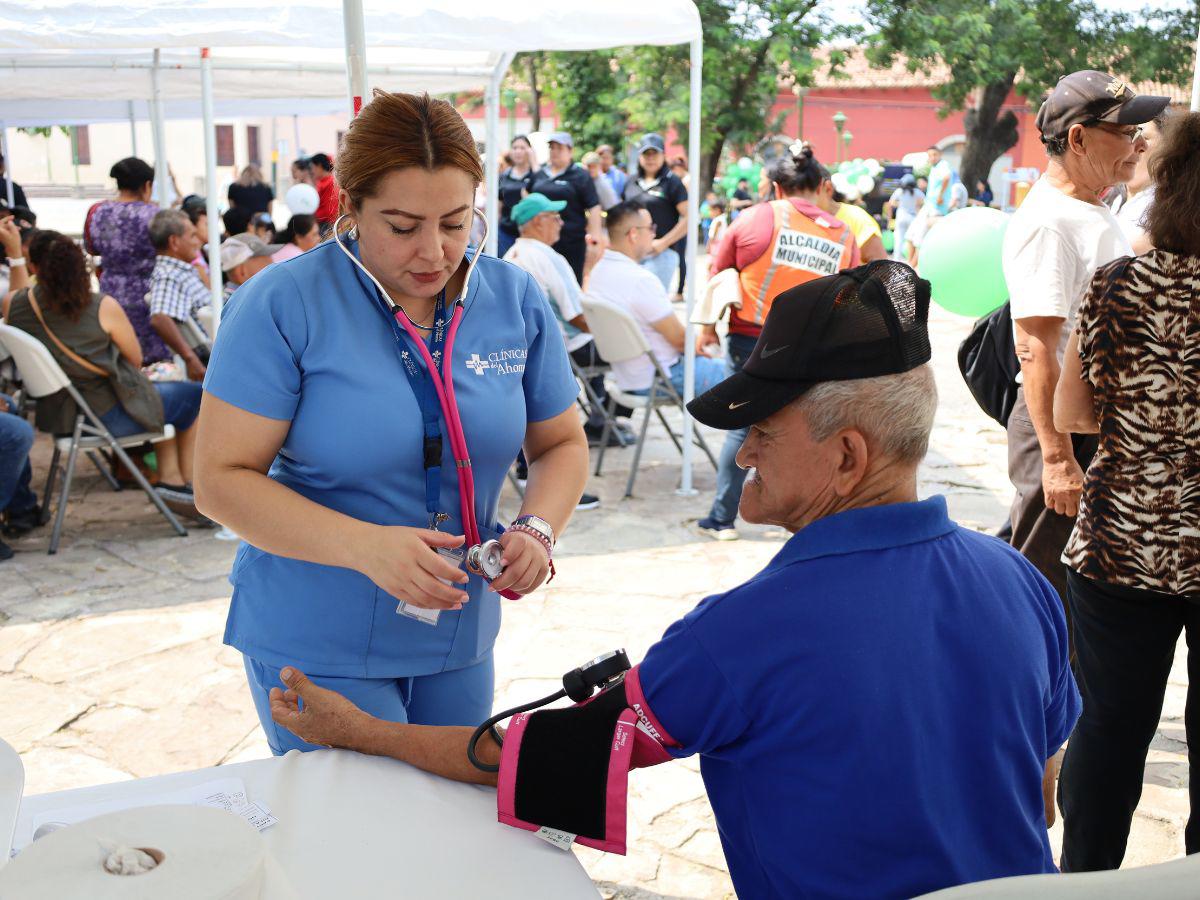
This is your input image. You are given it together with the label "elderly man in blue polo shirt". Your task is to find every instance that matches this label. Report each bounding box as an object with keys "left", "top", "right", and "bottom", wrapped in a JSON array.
[{"left": 265, "top": 261, "right": 1080, "bottom": 899}]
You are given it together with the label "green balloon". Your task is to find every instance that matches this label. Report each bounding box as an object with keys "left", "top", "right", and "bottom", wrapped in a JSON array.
[
  {"left": 917, "top": 207, "right": 1010, "bottom": 317},
  {"left": 881, "top": 229, "right": 894, "bottom": 253}
]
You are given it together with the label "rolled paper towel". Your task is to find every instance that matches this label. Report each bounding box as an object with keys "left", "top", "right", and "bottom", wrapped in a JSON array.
[{"left": 0, "top": 805, "right": 264, "bottom": 900}]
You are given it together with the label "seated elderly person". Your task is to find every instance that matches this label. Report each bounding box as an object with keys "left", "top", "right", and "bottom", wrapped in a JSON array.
[
  {"left": 503, "top": 192, "right": 624, "bottom": 445},
  {"left": 148, "top": 209, "right": 211, "bottom": 382},
  {"left": 267, "top": 262, "right": 1079, "bottom": 899},
  {"left": 219, "top": 233, "right": 279, "bottom": 312}
]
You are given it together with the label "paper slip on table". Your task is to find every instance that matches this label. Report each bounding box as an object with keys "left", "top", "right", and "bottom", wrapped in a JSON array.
[{"left": 8, "top": 747, "right": 600, "bottom": 899}]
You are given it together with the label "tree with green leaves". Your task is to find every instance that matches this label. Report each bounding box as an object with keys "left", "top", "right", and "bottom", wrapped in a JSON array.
[
  {"left": 504, "top": 1, "right": 844, "bottom": 190},
  {"left": 616, "top": 0, "right": 847, "bottom": 189},
  {"left": 864, "top": 0, "right": 1197, "bottom": 191}
]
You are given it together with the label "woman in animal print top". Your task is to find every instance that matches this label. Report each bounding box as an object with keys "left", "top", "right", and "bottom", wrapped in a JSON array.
[{"left": 1052, "top": 110, "right": 1200, "bottom": 873}]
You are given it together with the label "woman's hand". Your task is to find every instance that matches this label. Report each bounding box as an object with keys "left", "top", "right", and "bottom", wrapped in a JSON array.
[
  {"left": 270, "top": 667, "right": 371, "bottom": 750},
  {"left": 0, "top": 217, "right": 22, "bottom": 259},
  {"left": 488, "top": 530, "right": 550, "bottom": 596},
  {"left": 650, "top": 238, "right": 666, "bottom": 257},
  {"left": 355, "top": 527, "right": 471, "bottom": 609}
]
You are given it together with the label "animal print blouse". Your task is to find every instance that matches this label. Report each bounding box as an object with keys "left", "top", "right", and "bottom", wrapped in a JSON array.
[{"left": 1063, "top": 249, "right": 1199, "bottom": 597}]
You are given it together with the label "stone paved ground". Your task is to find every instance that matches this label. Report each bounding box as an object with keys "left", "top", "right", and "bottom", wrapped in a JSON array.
[{"left": 0, "top": 285, "right": 1190, "bottom": 898}]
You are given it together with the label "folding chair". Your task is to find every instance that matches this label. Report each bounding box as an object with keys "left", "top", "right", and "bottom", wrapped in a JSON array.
[
  {"left": 581, "top": 297, "right": 717, "bottom": 498},
  {"left": 569, "top": 352, "right": 632, "bottom": 447},
  {"left": 0, "top": 324, "right": 187, "bottom": 554}
]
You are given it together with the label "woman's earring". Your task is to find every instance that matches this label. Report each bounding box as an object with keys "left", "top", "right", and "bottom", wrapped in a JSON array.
[{"left": 348, "top": 223, "right": 359, "bottom": 240}]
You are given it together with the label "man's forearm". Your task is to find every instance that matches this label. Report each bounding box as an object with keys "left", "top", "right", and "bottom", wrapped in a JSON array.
[
  {"left": 357, "top": 719, "right": 501, "bottom": 787},
  {"left": 1021, "top": 355, "right": 1073, "bottom": 461},
  {"left": 151, "top": 313, "right": 200, "bottom": 364}
]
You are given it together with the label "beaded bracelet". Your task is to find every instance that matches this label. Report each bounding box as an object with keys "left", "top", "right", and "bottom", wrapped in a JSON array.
[{"left": 507, "top": 523, "right": 556, "bottom": 583}]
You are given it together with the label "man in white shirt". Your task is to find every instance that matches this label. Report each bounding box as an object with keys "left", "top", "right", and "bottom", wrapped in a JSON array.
[
  {"left": 502, "top": 192, "right": 625, "bottom": 450},
  {"left": 586, "top": 200, "right": 725, "bottom": 396},
  {"left": 1002, "top": 70, "right": 1168, "bottom": 603}
]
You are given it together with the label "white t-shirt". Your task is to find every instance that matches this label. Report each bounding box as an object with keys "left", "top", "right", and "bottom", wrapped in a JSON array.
[
  {"left": 585, "top": 249, "right": 680, "bottom": 391},
  {"left": 1114, "top": 186, "right": 1154, "bottom": 248},
  {"left": 1003, "top": 176, "right": 1131, "bottom": 366},
  {"left": 503, "top": 237, "right": 593, "bottom": 353}
]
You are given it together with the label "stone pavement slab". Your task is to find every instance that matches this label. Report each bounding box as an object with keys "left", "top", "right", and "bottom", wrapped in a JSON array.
[{"left": 0, "top": 296, "right": 1189, "bottom": 898}]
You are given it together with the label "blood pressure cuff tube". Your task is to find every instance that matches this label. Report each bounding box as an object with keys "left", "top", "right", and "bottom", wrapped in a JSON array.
[{"left": 496, "top": 665, "right": 678, "bottom": 854}]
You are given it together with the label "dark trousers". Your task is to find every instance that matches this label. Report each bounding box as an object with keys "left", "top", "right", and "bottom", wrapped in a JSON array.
[
  {"left": 1006, "top": 388, "right": 1098, "bottom": 605},
  {"left": 554, "top": 238, "right": 586, "bottom": 284},
  {"left": 1059, "top": 569, "right": 1200, "bottom": 870},
  {"left": 570, "top": 340, "right": 610, "bottom": 430}
]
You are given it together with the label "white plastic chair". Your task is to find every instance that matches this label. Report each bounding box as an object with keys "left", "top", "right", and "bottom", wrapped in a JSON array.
[
  {"left": 915, "top": 853, "right": 1200, "bottom": 898},
  {"left": 0, "top": 738, "right": 22, "bottom": 868},
  {"left": 0, "top": 323, "right": 186, "bottom": 554},
  {"left": 581, "top": 297, "right": 716, "bottom": 497}
]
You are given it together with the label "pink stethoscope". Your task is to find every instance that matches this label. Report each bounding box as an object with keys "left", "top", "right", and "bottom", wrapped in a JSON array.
[{"left": 334, "top": 210, "right": 522, "bottom": 600}]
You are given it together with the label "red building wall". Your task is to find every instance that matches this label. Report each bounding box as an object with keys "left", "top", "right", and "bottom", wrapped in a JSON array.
[{"left": 766, "top": 86, "right": 1044, "bottom": 170}]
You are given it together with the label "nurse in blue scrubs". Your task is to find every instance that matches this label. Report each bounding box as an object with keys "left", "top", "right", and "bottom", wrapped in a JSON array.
[{"left": 194, "top": 91, "right": 590, "bottom": 753}]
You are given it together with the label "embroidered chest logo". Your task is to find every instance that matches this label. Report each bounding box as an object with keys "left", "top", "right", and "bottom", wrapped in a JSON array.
[{"left": 465, "top": 348, "right": 529, "bottom": 376}]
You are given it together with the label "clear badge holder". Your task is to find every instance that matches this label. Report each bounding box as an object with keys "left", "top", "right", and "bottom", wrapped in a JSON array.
[{"left": 395, "top": 546, "right": 465, "bottom": 627}]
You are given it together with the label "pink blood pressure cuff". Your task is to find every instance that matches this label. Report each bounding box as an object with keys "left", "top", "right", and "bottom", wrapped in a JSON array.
[{"left": 496, "top": 664, "right": 677, "bottom": 854}]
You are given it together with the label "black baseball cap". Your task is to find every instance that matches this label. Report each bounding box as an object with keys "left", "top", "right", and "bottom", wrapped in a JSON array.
[
  {"left": 1036, "top": 70, "right": 1170, "bottom": 139},
  {"left": 687, "top": 261, "right": 932, "bottom": 430}
]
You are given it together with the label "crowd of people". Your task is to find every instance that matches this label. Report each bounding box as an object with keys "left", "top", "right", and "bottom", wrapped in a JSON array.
[
  {"left": 0, "top": 144, "right": 342, "bottom": 555},
  {"left": 0, "top": 68, "right": 1196, "bottom": 898}
]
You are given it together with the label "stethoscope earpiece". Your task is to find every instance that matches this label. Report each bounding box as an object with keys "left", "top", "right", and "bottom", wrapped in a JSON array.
[{"left": 331, "top": 208, "right": 488, "bottom": 313}]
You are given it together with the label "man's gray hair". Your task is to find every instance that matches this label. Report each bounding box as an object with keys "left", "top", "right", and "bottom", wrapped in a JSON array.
[
  {"left": 148, "top": 208, "right": 190, "bottom": 252},
  {"left": 796, "top": 365, "right": 937, "bottom": 465}
]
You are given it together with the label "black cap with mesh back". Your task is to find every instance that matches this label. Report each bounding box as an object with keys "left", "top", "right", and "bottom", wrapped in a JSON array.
[{"left": 687, "top": 261, "right": 932, "bottom": 430}]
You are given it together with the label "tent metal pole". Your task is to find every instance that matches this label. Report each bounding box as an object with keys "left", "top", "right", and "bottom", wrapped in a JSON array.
[
  {"left": 1, "top": 121, "right": 13, "bottom": 207},
  {"left": 677, "top": 36, "right": 702, "bottom": 496},
  {"left": 128, "top": 101, "right": 138, "bottom": 156},
  {"left": 1191, "top": 17, "right": 1200, "bottom": 112},
  {"left": 342, "top": 0, "right": 369, "bottom": 115},
  {"left": 200, "top": 48, "right": 224, "bottom": 335},
  {"left": 293, "top": 115, "right": 302, "bottom": 160},
  {"left": 150, "top": 49, "right": 169, "bottom": 206},
  {"left": 485, "top": 53, "right": 514, "bottom": 257}
]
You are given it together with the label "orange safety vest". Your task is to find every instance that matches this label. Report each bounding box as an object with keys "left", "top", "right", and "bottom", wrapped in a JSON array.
[{"left": 736, "top": 200, "right": 856, "bottom": 327}]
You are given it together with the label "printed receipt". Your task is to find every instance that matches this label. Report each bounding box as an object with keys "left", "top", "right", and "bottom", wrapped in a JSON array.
[{"left": 200, "top": 789, "right": 279, "bottom": 833}]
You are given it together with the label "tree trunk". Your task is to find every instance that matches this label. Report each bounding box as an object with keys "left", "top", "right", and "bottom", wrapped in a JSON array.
[
  {"left": 960, "top": 74, "right": 1020, "bottom": 195},
  {"left": 702, "top": 139, "right": 726, "bottom": 197},
  {"left": 527, "top": 54, "right": 543, "bottom": 132}
]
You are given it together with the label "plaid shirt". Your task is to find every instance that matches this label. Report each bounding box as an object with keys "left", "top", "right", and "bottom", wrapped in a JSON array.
[{"left": 148, "top": 255, "right": 210, "bottom": 336}]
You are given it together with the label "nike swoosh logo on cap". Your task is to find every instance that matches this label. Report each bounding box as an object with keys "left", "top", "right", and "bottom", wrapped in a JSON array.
[
  {"left": 728, "top": 400, "right": 752, "bottom": 409},
  {"left": 759, "top": 344, "right": 790, "bottom": 359}
]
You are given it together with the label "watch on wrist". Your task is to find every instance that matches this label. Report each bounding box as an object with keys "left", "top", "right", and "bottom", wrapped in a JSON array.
[
  {"left": 6, "top": 256, "right": 26, "bottom": 267},
  {"left": 511, "top": 514, "right": 554, "bottom": 547}
]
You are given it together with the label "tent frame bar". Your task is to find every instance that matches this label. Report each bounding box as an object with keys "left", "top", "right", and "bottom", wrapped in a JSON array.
[{"left": 0, "top": 58, "right": 495, "bottom": 78}]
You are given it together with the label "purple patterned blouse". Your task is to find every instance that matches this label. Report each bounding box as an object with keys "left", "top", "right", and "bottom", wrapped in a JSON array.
[{"left": 87, "top": 200, "right": 171, "bottom": 363}]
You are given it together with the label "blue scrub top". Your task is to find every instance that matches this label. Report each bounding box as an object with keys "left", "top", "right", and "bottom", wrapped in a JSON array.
[
  {"left": 203, "top": 239, "right": 578, "bottom": 677},
  {"left": 638, "top": 497, "right": 1080, "bottom": 899}
]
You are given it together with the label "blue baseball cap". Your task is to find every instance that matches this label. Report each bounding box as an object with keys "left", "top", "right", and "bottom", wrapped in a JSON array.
[
  {"left": 511, "top": 193, "right": 567, "bottom": 227},
  {"left": 546, "top": 132, "right": 574, "bottom": 148}
]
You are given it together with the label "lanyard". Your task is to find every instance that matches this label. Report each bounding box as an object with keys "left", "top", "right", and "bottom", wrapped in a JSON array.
[{"left": 395, "top": 291, "right": 451, "bottom": 528}]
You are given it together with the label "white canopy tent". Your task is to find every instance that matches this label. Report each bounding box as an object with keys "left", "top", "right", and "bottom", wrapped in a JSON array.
[{"left": 0, "top": 0, "right": 707, "bottom": 489}]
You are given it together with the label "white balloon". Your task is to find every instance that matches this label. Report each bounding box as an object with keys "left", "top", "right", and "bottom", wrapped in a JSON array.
[
  {"left": 285, "top": 183, "right": 320, "bottom": 215},
  {"left": 842, "top": 186, "right": 862, "bottom": 202},
  {"left": 738, "top": 156, "right": 754, "bottom": 170},
  {"left": 830, "top": 173, "right": 851, "bottom": 194},
  {"left": 865, "top": 158, "right": 883, "bottom": 176},
  {"left": 855, "top": 175, "right": 876, "bottom": 194}
]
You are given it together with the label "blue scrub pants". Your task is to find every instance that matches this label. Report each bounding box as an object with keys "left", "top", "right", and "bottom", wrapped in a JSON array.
[
  {"left": 708, "top": 334, "right": 760, "bottom": 525},
  {"left": 244, "top": 653, "right": 495, "bottom": 755}
]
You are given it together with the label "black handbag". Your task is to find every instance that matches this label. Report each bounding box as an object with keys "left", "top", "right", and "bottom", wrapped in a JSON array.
[{"left": 957, "top": 301, "right": 1021, "bottom": 426}]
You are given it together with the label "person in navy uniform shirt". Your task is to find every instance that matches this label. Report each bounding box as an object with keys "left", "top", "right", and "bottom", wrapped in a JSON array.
[
  {"left": 194, "top": 91, "right": 589, "bottom": 754},
  {"left": 263, "top": 262, "right": 1080, "bottom": 899},
  {"left": 529, "top": 132, "right": 602, "bottom": 283}
]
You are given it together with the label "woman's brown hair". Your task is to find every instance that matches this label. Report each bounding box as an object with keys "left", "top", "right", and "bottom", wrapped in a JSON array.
[
  {"left": 1146, "top": 111, "right": 1200, "bottom": 256},
  {"left": 335, "top": 91, "right": 484, "bottom": 218},
  {"left": 27, "top": 230, "right": 93, "bottom": 321}
]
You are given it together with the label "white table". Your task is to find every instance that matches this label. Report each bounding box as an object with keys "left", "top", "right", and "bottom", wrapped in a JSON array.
[{"left": 11, "top": 749, "right": 599, "bottom": 899}]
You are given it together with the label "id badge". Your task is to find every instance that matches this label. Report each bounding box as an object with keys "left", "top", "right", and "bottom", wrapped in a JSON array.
[{"left": 395, "top": 546, "right": 464, "bottom": 627}]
